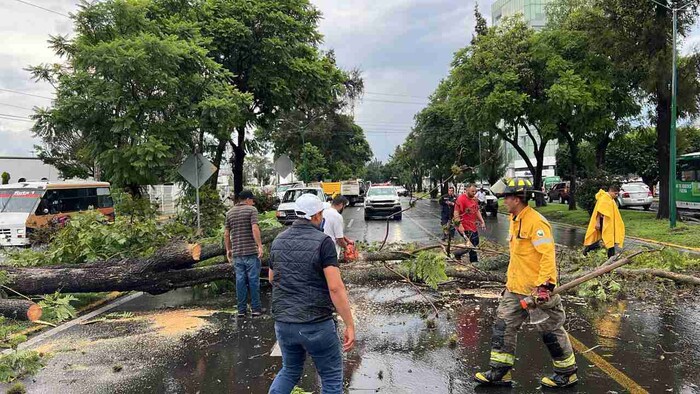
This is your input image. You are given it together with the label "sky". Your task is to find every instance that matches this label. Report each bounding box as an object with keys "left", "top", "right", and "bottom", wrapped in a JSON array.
[{"left": 1, "top": 0, "right": 699, "bottom": 163}]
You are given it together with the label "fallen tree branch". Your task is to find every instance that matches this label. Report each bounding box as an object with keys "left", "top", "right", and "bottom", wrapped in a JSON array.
[
  {"left": 383, "top": 262, "right": 440, "bottom": 318},
  {"left": 615, "top": 268, "right": 700, "bottom": 286},
  {"left": 0, "top": 299, "right": 42, "bottom": 321}
]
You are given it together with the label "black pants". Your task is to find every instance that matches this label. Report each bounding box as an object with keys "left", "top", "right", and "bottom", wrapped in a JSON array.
[{"left": 465, "top": 231, "right": 480, "bottom": 262}]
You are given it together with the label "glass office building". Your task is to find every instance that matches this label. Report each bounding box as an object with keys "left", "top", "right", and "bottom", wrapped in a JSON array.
[
  {"left": 491, "top": 0, "right": 558, "bottom": 180},
  {"left": 491, "top": 0, "right": 552, "bottom": 29}
]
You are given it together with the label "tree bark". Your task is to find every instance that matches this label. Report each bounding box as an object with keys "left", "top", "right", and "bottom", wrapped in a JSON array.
[
  {"left": 231, "top": 126, "right": 247, "bottom": 196},
  {"left": 656, "top": 86, "right": 672, "bottom": 220},
  {"left": 616, "top": 268, "right": 700, "bottom": 286},
  {"left": 209, "top": 138, "right": 228, "bottom": 189},
  {"left": 0, "top": 299, "right": 42, "bottom": 321}
]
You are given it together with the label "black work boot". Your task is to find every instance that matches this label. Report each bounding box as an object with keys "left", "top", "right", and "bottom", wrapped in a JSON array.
[
  {"left": 474, "top": 367, "right": 513, "bottom": 386},
  {"left": 541, "top": 371, "right": 578, "bottom": 388}
]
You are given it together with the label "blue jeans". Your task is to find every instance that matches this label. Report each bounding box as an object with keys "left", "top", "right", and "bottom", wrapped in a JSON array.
[
  {"left": 234, "top": 254, "right": 262, "bottom": 313},
  {"left": 269, "top": 319, "right": 343, "bottom": 394}
]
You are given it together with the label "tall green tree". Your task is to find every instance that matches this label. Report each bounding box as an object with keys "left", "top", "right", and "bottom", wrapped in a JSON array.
[
  {"left": 244, "top": 155, "right": 273, "bottom": 186},
  {"left": 297, "top": 143, "right": 329, "bottom": 182},
  {"left": 549, "top": 0, "right": 700, "bottom": 218},
  {"left": 450, "top": 17, "right": 555, "bottom": 197},
  {"left": 199, "top": 0, "right": 351, "bottom": 194},
  {"left": 364, "top": 159, "right": 386, "bottom": 184},
  {"left": 30, "top": 0, "right": 250, "bottom": 193}
]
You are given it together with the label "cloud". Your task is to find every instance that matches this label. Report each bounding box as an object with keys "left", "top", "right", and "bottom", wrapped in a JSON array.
[{"left": 1, "top": 0, "right": 493, "bottom": 162}]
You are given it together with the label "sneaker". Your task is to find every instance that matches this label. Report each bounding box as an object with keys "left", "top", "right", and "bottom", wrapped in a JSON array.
[
  {"left": 237, "top": 312, "right": 246, "bottom": 318},
  {"left": 474, "top": 367, "right": 513, "bottom": 386},
  {"left": 541, "top": 372, "right": 578, "bottom": 388},
  {"left": 251, "top": 310, "right": 264, "bottom": 317}
]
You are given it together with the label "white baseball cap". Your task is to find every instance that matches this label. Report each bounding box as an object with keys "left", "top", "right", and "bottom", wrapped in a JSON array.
[{"left": 295, "top": 194, "right": 330, "bottom": 220}]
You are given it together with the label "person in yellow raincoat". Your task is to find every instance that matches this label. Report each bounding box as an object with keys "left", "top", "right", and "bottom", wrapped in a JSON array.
[{"left": 583, "top": 185, "right": 625, "bottom": 258}]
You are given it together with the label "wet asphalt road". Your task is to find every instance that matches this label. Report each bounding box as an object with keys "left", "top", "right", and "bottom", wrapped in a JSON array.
[{"left": 7, "top": 199, "right": 700, "bottom": 393}]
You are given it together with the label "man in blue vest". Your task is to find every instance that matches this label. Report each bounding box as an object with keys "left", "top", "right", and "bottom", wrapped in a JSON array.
[{"left": 268, "top": 193, "right": 355, "bottom": 394}]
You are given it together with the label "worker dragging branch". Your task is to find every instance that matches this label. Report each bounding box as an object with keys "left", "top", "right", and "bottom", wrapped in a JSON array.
[{"left": 583, "top": 185, "right": 625, "bottom": 258}]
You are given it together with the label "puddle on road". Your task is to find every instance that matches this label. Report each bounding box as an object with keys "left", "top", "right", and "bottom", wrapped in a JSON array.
[{"left": 10, "top": 281, "right": 700, "bottom": 394}]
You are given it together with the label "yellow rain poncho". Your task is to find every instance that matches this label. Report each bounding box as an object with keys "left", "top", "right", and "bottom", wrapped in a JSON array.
[{"left": 584, "top": 190, "right": 625, "bottom": 249}]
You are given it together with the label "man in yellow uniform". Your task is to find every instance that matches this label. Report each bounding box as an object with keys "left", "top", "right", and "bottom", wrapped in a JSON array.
[
  {"left": 583, "top": 185, "right": 625, "bottom": 258},
  {"left": 475, "top": 178, "right": 578, "bottom": 388}
]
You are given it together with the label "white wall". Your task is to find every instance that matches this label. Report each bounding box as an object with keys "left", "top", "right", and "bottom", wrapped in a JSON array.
[{"left": 0, "top": 157, "right": 60, "bottom": 182}]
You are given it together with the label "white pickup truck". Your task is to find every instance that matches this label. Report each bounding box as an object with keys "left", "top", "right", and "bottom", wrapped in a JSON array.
[{"left": 275, "top": 187, "right": 326, "bottom": 225}]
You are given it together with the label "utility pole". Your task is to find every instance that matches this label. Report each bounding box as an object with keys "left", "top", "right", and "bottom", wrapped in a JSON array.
[{"left": 651, "top": 0, "right": 695, "bottom": 228}]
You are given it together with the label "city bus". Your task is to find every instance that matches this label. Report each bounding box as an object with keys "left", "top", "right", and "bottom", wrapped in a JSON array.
[
  {"left": 676, "top": 152, "right": 700, "bottom": 212},
  {"left": 0, "top": 181, "right": 114, "bottom": 247}
]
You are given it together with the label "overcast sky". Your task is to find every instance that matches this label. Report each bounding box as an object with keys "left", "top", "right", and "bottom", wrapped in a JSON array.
[{"left": 1, "top": 1, "right": 699, "bottom": 162}]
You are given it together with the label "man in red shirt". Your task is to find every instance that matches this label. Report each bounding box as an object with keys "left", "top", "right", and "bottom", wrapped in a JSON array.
[{"left": 454, "top": 184, "right": 486, "bottom": 262}]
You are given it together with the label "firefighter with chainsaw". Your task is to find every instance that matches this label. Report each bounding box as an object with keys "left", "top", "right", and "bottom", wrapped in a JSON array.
[{"left": 475, "top": 178, "right": 578, "bottom": 388}]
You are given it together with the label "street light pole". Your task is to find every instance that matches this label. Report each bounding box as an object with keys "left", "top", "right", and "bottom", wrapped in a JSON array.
[{"left": 651, "top": 0, "right": 695, "bottom": 228}]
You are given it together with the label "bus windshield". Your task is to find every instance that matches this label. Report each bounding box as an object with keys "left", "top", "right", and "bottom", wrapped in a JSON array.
[
  {"left": 0, "top": 189, "right": 43, "bottom": 213},
  {"left": 678, "top": 156, "right": 700, "bottom": 182}
]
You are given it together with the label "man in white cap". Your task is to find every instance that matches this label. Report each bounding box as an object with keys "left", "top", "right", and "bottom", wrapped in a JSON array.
[{"left": 268, "top": 194, "right": 355, "bottom": 394}]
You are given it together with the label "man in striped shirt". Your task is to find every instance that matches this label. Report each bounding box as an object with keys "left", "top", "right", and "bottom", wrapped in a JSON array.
[{"left": 225, "top": 190, "right": 264, "bottom": 317}]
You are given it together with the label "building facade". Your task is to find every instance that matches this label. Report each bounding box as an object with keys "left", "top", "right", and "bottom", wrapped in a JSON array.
[
  {"left": 492, "top": 0, "right": 552, "bottom": 29},
  {"left": 492, "top": 0, "right": 558, "bottom": 181}
]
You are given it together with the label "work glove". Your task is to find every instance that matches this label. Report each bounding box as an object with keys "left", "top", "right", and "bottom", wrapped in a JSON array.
[{"left": 535, "top": 282, "right": 555, "bottom": 303}]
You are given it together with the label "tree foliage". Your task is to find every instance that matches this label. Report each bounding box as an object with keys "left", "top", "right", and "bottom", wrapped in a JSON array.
[
  {"left": 297, "top": 143, "right": 329, "bottom": 182},
  {"left": 30, "top": 0, "right": 250, "bottom": 192}
]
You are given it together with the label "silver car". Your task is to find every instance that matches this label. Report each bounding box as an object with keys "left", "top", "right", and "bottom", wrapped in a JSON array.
[{"left": 618, "top": 183, "right": 653, "bottom": 210}]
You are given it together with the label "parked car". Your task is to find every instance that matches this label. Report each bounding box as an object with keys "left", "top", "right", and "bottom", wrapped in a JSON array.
[
  {"left": 275, "top": 182, "right": 304, "bottom": 202},
  {"left": 547, "top": 182, "right": 570, "bottom": 204},
  {"left": 395, "top": 186, "right": 408, "bottom": 197},
  {"left": 618, "top": 183, "right": 653, "bottom": 210},
  {"left": 275, "top": 187, "right": 325, "bottom": 225},
  {"left": 480, "top": 188, "right": 499, "bottom": 216},
  {"left": 364, "top": 186, "right": 402, "bottom": 221}
]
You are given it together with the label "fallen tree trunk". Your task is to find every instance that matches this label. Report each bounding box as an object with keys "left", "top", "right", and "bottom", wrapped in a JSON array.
[
  {"left": 616, "top": 268, "right": 700, "bottom": 286},
  {"left": 0, "top": 299, "right": 42, "bottom": 321}
]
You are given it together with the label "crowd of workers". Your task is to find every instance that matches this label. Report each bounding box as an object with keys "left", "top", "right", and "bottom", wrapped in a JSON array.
[{"left": 223, "top": 177, "right": 626, "bottom": 393}]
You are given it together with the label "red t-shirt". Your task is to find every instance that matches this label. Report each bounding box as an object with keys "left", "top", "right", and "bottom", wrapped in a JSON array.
[{"left": 455, "top": 194, "right": 479, "bottom": 232}]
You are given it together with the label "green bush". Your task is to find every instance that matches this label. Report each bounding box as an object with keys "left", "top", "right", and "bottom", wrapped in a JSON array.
[
  {"left": 5, "top": 211, "right": 187, "bottom": 266},
  {"left": 252, "top": 190, "right": 277, "bottom": 213},
  {"left": 1, "top": 172, "right": 9, "bottom": 185},
  {"left": 577, "top": 172, "right": 616, "bottom": 214},
  {"left": 176, "top": 187, "right": 226, "bottom": 238}
]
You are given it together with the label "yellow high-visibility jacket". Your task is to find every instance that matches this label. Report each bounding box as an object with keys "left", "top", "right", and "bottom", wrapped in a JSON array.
[
  {"left": 506, "top": 206, "right": 557, "bottom": 295},
  {"left": 584, "top": 190, "right": 625, "bottom": 249}
]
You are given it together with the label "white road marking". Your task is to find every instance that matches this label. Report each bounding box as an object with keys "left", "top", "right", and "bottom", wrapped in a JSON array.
[
  {"left": 347, "top": 219, "right": 354, "bottom": 228},
  {"left": 356, "top": 207, "right": 361, "bottom": 212},
  {"left": 270, "top": 341, "right": 282, "bottom": 357}
]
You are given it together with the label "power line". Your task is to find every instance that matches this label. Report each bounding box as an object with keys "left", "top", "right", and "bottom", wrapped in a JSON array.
[
  {"left": 364, "top": 91, "right": 429, "bottom": 100},
  {"left": 0, "top": 115, "right": 34, "bottom": 123},
  {"left": 0, "top": 102, "right": 34, "bottom": 111},
  {"left": 12, "top": 0, "right": 70, "bottom": 18},
  {"left": 361, "top": 98, "right": 428, "bottom": 105},
  {"left": 0, "top": 88, "right": 53, "bottom": 100}
]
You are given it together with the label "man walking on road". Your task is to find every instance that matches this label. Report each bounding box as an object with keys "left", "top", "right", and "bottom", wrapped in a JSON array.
[
  {"left": 583, "top": 185, "right": 625, "bottom": 258},
  {"left": 440, "top": 186, "right": 457, "bottom": 240},
  {"left": 475, "top": 178, "right": 578, "bottom": 388},
  {"left": 323, "top": 195, "right": 352, "bottom": 258},
  {"left": 268, "top": 194, "right": 355, "bottom": 394},
  {"left": 453, "top": 184, "right": 486, "bottom": 262},
  {"left": 224, "top": 190, "right": 264, "bottom": 318}
]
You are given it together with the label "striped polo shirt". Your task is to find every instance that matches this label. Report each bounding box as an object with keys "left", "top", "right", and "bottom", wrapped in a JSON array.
[{"left": 225, "top": 204, "right": 259, "bottom": 257}]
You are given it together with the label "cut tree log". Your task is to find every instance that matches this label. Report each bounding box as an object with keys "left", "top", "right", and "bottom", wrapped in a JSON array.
[
  {"left": 616, "top": 268, "right": 700, "bottom": 286},
  {"left": 0, "top": 299, "right": 42, "bottom": 321}
]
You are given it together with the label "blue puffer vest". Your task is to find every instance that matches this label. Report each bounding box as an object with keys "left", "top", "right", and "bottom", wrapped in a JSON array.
[{"left": 270, "top": 220, "right": 335, "bottom": 324}]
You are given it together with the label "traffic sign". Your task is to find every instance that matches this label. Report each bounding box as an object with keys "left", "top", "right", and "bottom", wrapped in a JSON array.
[
  {"left": 274, "top": 155, "right": 293, "bottom": 178},
  {"left": 178, "top": 154, "right": 217, "bottom": 189}
]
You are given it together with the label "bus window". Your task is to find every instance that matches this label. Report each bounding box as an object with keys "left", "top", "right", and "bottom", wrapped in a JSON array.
[
  {"left": 0, "top": 190, "right": 42, "bottom": 213},
  {"left": 96, "top": 187, "right": 114, "bottom": 208}
]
